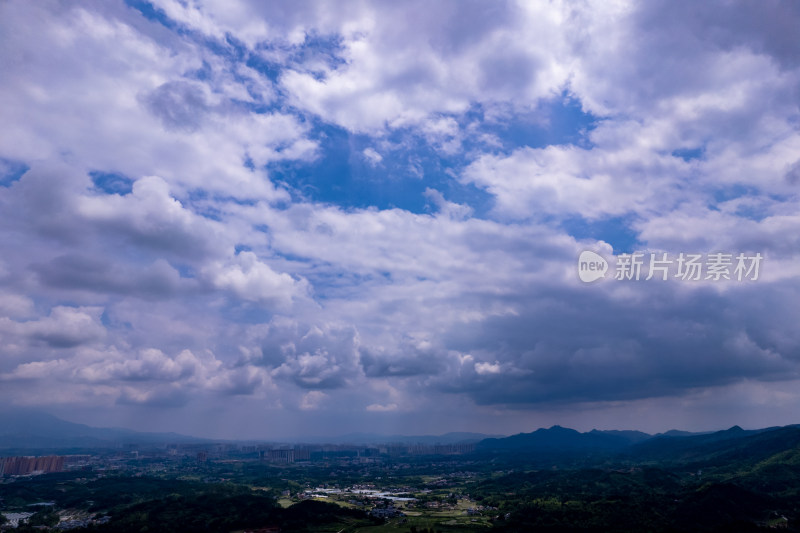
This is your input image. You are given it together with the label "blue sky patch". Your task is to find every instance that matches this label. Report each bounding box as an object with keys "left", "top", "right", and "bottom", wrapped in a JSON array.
[
  {"left": 562, "top": 215, "right": 641, "bottom": 254},
  {"left": 474, "top": 93, "right": 597, "bottom": 153},
  {"left": 89, "top": 170, "right": 134, "bottom": 195},
  {"left": 672, "top": 147, "right": 705, "bottom": 161},
  {"left": 0, "top": 157, "right": 29, "bottom": 187}
]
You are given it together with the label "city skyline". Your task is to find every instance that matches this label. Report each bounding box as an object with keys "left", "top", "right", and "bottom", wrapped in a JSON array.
[{"left": 1, "top": 0, "right": 799, "bottom": 440}]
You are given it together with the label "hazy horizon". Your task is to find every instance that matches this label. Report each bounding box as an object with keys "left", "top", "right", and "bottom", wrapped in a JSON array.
[
  {"left": 2, "top": 406, "right": 774, "bottom": 443},
  {"left": 2, "top": 1, "right": 799, "bottom": 441}
]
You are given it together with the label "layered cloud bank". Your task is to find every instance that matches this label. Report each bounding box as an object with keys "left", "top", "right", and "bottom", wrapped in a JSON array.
[{"left": 1, "top": 0, "right": 799, "bottom": 438}]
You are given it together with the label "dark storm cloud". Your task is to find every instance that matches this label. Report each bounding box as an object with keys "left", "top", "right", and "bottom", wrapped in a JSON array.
[
  {"left": 636, "top": 0, "right": 800, "bottom": 70},
  {"left": 0, "top": 164, "right": 88, "bottom": 245},
  {"left": 435, "top": 281, "right": 800, "bottom": 406},
  {"left": 479, "top": 51, "right": 538, "bottom": 94},
  {"left": 360, "top": 341, "right": 445, "bottom": 378},
  {"left": 142, "top": 80, "right": 210, "bottom": 132},
  {"left": 32, "top": 254, "right": 186, "bottom": 299},
  {"left": 785, "top": 160, "right": 800, "bottom": 185},
  {"left": 255, "top": 320, "right": 362, "bottom": 390},
  {"left": 117, "top": 385, "right": 190, "bottom": 408},
  {"left": 19, "top": 306, "right": 106, "bottom": 350},
  {"left": 78, "top": 176, "right": 227, "bottom": 261}
]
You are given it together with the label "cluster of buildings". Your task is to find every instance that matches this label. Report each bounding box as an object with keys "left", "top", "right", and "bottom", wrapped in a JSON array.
[
  {"left": 256, "top": 443, "right": 475, "bottom": 464},
  {"left": 1, "top": 512, "right": 33, "bottom": 528},
  {"left": 0, "top": 441, "right": 479, "bottom": 478},
  {"left": 0, "top": 511, "right": 111, "bottom": 530},
  {"left": 53, "top": 515, "right": 111, "bottom": 530},
  {"left": 259, "top": 448, "right": 311, "bottom": 463},
  {"left": 394, "top": 443, "right": 476, "bottom": 455},
  {"left": 0, "top": 455, "right": 65, "bottom": 476},
  {"left": 369, "top": 506, "right": 404, "bottom": 519}
]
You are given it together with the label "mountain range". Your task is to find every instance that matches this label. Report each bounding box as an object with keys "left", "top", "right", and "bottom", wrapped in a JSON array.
[
  {"left": 2, "top": 409, "right": 797, "bottom": 463},
  {"left": 0, "top": 408, "right": 207, "bottom": 451}
]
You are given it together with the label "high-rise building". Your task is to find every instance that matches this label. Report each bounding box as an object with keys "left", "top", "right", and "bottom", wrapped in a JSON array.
[{"left": 0, "top": 455, "right": 65, "bottom": 475}]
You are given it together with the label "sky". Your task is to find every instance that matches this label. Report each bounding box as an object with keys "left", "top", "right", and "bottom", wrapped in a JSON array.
[{"left": 1, "top": 0, "right": 800, "bottom": 440}]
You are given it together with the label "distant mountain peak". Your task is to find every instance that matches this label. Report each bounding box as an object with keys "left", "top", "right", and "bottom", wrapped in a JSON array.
[
  {"left": 0, "top": 409, "right": 206, "bottom": 451},
  {"left": 478, "top": 425, "right": 651, "bottom": 452},
  {"left": 478, "top": 424, "right": 800, "bottom": 462}
]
